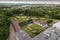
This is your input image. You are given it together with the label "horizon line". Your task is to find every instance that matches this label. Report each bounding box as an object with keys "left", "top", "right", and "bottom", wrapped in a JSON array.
[{"left": 0, "top": 1, "right": 60, "bottom": 4}]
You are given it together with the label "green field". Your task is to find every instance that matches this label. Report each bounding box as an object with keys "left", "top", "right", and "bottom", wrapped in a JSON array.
[
  {"left": 10, "top": 15, "right": 29, "bottom": 22},
  {"left": 36, "top": 17, "right": 58, "bottom": 26},
  {"left": 10, "top": 14, "right": 58, "bottom": 38},
  {"left": 21, "top": 23, "right": 46, "bottom": 38},
  {"left": 10, "top": 15, "right": 58, "bottom": 38},
  {"left": 10, "top": 15, "right": 58, "bottom": 25}
]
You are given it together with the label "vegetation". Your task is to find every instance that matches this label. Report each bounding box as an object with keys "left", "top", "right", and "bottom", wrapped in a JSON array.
[
  {"left": 46, "top": 19, "right": 53, "bottom": 24},
  {"left": 7, "top": 7, "right": 60, "bottom": 20},
  {"left": 0, "top": 14, "right": 11, "bottom": 40},
  {"left": 19, "top": 19, "right": 33, "bottom": 26},
  {"left": 22, "top": 23, "right": 46, "bottom": 38},
  {"left": 0, "top": 6, "right": 60, "bottom": 40}
]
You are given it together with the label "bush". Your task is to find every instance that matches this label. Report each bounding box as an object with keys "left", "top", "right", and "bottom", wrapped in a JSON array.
[
  {"left": 46, "top": 19, "right": 53, "bottom": 24},
  {"left": 19, "top": 19, "right": 33, "bottom": 26}
]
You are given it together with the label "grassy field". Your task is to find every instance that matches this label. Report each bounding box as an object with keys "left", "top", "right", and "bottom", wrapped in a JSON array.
[
  {"left": 35, "top": 17, "right": 58, "bottom": 26},
  {"left": 21, "top": 23, "right": 46, "bottom": 38},
  {"left": 10, "top": 15, "right": 58, "bottom": 38},
  {"left": 10, "top": 15, "right": 58, "bottom": 23},
  {"left": 10, "top": 15, "right": 30, "bottom": 22}
]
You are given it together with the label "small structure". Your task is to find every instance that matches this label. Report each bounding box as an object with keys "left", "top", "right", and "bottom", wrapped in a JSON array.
[
  {"left": 52, "top": 21, "right": 60, "bottom": 30},
  {"left": 33, "top": 20, "right": 48, "bottom": 27}
]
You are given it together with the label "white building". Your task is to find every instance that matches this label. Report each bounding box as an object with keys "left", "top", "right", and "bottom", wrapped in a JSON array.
[{"left": 52, "top": 21, "right": 60, "bottom": 30}]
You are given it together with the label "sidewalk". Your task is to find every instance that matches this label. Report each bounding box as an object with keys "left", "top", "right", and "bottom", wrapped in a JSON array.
[{"left": 9, "top": 24, "right": 16, "bottom": 40}]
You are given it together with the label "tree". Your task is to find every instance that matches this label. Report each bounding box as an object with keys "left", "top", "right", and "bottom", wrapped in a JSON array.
[{"left": 46, "top": 19, "right": 53, "bottom": 24}]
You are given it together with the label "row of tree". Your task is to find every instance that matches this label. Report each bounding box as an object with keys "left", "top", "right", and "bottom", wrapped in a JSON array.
[
  {"left": 0, "top": 12, "right": 11, "bottom": 40},
  {"left": 19, "top": 19, "right": 33, "bottom": 26},
  {"left": 4, "top": 7, "right": 60, "bottom": 20}
]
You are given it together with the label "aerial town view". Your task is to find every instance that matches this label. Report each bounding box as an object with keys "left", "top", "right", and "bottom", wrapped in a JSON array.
[{"left": 0, "top": 1, "right": 60, "bottom": 40}]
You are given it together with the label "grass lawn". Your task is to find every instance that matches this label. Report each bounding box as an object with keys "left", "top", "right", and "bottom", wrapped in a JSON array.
[
  {"left": 10, "top": 15, "right": 59, "bottom": 27},
  {"left": 21, "top": 23, "right": 46, "bottom": 38},
  {"left": 49, "top": 19, "right": 59, "bottom": 26},
  {"left": 10, "top": 15, "right": 58, "bottom": 38},
  {"left": 35, "top": 17, "right": 59, "bottom": 26},
  {"left": 10, "top": 15, "right": 30, "bottom": 22}
]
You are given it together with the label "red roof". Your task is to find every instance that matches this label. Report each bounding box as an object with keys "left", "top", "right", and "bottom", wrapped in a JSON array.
[{"left": 12, "top": 21, "right": 22, "bottom": 31}]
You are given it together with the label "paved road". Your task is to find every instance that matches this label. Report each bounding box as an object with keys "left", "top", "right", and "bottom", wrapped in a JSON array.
[
  {"left": 9, "top": 24, "right": 16, "bottom": 40},
  {"left": 32, "top": 26, "right": 60, "bottom": 40},
  {"left": 16, "top": 30, "right": 31, "bottom": 40},
  {"left": 11, "top": 21, "right": 60, "bottom": 40},
  {"left": 12, "top": 21, "right": 31, "bottom": 40}
]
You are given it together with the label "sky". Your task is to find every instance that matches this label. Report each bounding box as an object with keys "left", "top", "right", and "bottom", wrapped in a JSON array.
[
  {"left": 0, "top": 0, "right": 60, "bottom": 5},
  {"left": 0, "top": 0, "right": 60, "bottom": 2},
  {"left": 0, "top": 1, "right": 60, "bottom": 4}
]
